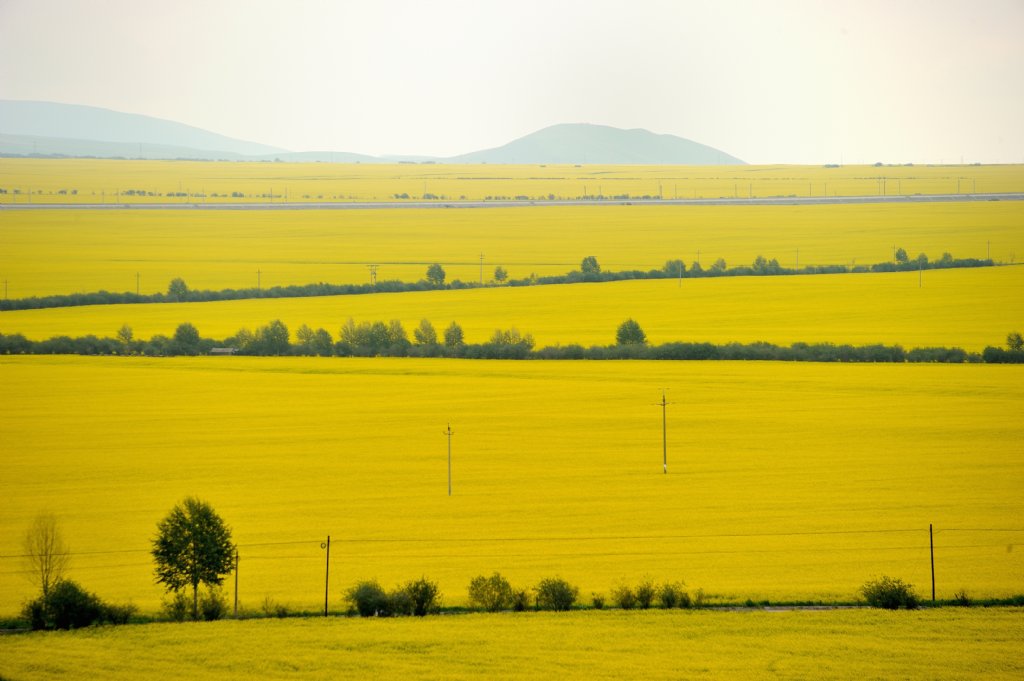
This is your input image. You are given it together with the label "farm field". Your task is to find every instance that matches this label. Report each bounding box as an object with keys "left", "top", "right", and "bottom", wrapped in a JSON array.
[
  {"left": 2, "top": 158, "right": 1024, "bottom": 205},
  {"left": 2, "top": 265, "right": 1021, "bottom": 352},
  {"left": 1, "top": 609, "right": 1023, "bottom": 681},
  {"left": 1, "top": 201, "right": 1021, "bottom": 299},
  {"left": 1, "top": 356, "right": 1021, "bottom": 616}
]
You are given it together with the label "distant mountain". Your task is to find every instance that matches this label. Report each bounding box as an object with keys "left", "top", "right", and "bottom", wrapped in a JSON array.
[
  {"left": 0, "top": 100, "right": 286, "bottom": 157},
  {"left": 446, "top": 123, "right": 745, "bottom": 165},
  {"left": 0, "top": 100, "right": 744, "bottom": 165}
]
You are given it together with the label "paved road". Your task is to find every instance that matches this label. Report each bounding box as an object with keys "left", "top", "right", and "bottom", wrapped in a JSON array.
[{"left": 2, "top": 193, "right": 1023, "bottom": 211}]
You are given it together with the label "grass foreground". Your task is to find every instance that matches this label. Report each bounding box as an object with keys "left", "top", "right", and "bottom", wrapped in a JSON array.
[{"left": 1, "top": 608, "right": 1022, "bottom": 680}]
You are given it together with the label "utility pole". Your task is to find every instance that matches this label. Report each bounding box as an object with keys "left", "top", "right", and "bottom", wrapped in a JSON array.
[
  {"left": 659, "top": 391, "right": 669, "bottom": 474},
  {"left": 323, "top": 536, "right": 331, "bottom": 617},
  {"left": 445, "top": 423, "right": 454, "bottom": 496},
  {"left": 136, "top": 272, "right": 140, "bottom": 296},
  {"left": 929, "top": 524, "right": 936, "bottom": 602},
  {"left": 367, "top": 264, "right": 378, "bottom": 285},
  {"left": 233, "top": 549, "right": 239, "bottom": 618},
  {"left": 257, "top": 269, "right": 261, "bottom": 293},
  {"left": 479, "top": 252, "right": 484, "bottom": 285}
]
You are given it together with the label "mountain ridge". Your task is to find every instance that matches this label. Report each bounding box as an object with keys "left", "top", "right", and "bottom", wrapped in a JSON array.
[{"left": 0, "top": 100, "right": 744, "bottom": 164}]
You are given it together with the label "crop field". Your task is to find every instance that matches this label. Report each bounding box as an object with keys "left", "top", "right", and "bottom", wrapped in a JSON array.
[
  {"left": 1, "top": 201, "right": 1022, "bottom": 298},
  {"left": 3, "top": 158, "right": 1024, "bottom": 205},
  {"left": 2, "top": 265, "right": 1022, "bottom": 352},
  {"left": 1, "top": 356, "right": 1022, "bottom": 617},
  {"left": 1, "top": 609, "right": 1022, "bottom": 680}
]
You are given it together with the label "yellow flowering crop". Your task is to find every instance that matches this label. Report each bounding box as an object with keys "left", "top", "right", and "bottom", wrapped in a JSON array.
[{"left": 1, "top": 357, "right": 1020, "bottom": 616}]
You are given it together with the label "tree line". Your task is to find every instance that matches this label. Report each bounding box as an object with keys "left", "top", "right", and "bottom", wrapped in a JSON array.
[
  {"left": 2, "top": 319, "right": 1022, "bottom": 364},
  {"left": 0, "top": 250, "right": 996, "bottom": 312}
]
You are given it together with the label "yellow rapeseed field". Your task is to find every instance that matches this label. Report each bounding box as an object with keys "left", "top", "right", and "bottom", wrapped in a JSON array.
[
  {"left": 2, "top": 266, "right": 1021, "bottom": 352},
  {"left": 1, "top": 201, "right": 1021, "bottom": 298},
  {"left": 1, "top": 609, "right": 1022, "bottom": 680},
  {"left": 1, "top": 356, "right": 1021, "bottom": 616},
  {"left": 2, "top": 158, "right": 1023, "bottom": 204}
]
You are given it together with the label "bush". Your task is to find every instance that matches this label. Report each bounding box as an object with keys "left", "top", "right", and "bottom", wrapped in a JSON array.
[
  {"left": 534, "top": 577, "right": 578, "bottom": 611},
  {"left": 200, "top": 587, "right": 228, "bottom": 621},
  {"left": 346, "top": 580, "right": 389, "bottom": 617},
  {"left": 261, "top": 595, "right": 289, "bottom": 618},
  {"left": 468, "top": 572, "right": 514, "bottom": 612},
  {"left": 511, "top": 589, "right": 530, "bottom": 612},
  {"left": 953, "top": 590, "right": 971, "bottom": 607},
  {"left": 591, "top": 593, "right": 605, "bottom": 610},
  {"left": 659, "top": 582, "right": 687, "bottom": 609},
  {"left": 162, "top": 592, "right": 191, "bottom": 622},
  {"left": 611, "top": 584, "right": 637, "bottom": 610},
  {"left": 402, "top": 578, "right": 441, "bottom": 617},
  {"left": 635, "top": 579, "right": 656, "bottom": 609},
  {"left": 23, "top": 580, "right": 104, "bottom": 630},
  {"left": 102, "top": 602, "right": 137, "bottom": 625},
  {"left": 861, "top": 576, "right": 919, "bottom": 610}
]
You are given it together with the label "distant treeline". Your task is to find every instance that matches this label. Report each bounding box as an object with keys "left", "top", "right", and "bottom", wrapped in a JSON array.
[
  {"left": 3, "top": 319, "right": 1022, "bottom": 364},
  {"left": 0, "top": 251, "right": 996, "bottom": 312}
]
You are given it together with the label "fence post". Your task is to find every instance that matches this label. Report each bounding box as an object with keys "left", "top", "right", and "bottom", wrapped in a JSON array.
[{"left": 234, "top": 548, "right": 239, "bottom": 617}]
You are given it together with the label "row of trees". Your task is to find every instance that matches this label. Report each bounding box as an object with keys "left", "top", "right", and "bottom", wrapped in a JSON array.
[
  {"left": 4, "top": 321, "right": 1022, "bottom": 363},
  {"left": 0, "top": 250, "right": 995, "bottom": 311}
]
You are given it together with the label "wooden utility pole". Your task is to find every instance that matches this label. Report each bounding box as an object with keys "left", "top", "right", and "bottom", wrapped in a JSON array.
[
  {"left": 233, "top": 549, "right": 239, "bottom": 618},
  {"left": 323, "top": 536, "right": 331, "bottom": 617},
  {"left": 929, "top": 524, "right": 936, "bottom": 602},
  {"left": 445, "top": 424, "right": 454, "bottom": 495},
  {"left": 659, "top": 391, "right": 669, "bottom": 474}
]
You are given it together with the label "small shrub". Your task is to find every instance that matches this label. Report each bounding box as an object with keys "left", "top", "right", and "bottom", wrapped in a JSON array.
[
  {"left": 200, "top": 588, "right": 228, "bottom": 621},
  {"left": 953, "top": 590, "right": 972, "bottom": 607},
  {"left": 511, "top": 589, "right": 530, "bottom": 612},
  {"left": 102, "top": 602, "right": 137, "bottom": 625},
  {"left": 162, "top": 592, "right": 191, "bottom": 622},
  {"left": 861, "top": 576, "right": 919, "bottom": 610},
  {"left": 403, "top": 578, "right": 441, "bottom": 617},
  {"left": 591, "top": 593, "right": 605, "bottom": 610},
  {"left": 659, "top": 582, "right": 686, "bottom": 609},
  {"left": 261, "top": 595, "right": 289, "bottom": 618},
  {"left": 635, "top": 579, "right": 656, "bottom": 609},
  {"left": 611, "top": 585, "right": 637, "bottom": 610},
  {"left": 346, "top": 580, "right": 389, "bottom": 617},
  {"left": 692, "top": 589, "right": 705, "bottom": 609},
  {"left": 534, "top": 577, "right": 578, "bottom": 611},
  {"left": 468, "top": 572, "right": 514, "bottom": 612},
  {"left": 677, "top": 590, "right": 693, "bottom": 609},
  {"left": 387, "top": 586, "right": 413, "bottom": 616},
  {"left": 23, "top": 580, "right": 105, "bottom": 630}
]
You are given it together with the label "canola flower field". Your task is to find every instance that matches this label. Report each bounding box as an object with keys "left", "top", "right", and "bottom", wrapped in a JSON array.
[
  {"left": 1, "top": 609, "right": 1023, "bottom": 680},
  {"left": 1, "top": 265, "right": 1021, "bottom": 352},
  {"left": 2, "top": 158, "right": 1024, "bottom": 205},
  {"left": 1, "top": 200, "right": 1021, "bottom": 299},
  {"left": 1, "top": 356, "right": 1021, "bottom": 617}
]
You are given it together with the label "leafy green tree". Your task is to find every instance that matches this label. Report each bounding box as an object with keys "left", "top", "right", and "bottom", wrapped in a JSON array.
[
  {"left": 1008, "top": 331, "right": 1024, "bottom": 351},
  {"left": 534, "top": 577, "right": 578, "bottom": 611},
  {"left": 443, "top": 321, "right": 464, "bottom": 348},
  {"left": 116, "top": 324, "right": 134, "bottom": 347},
  {"left": 580, "top": 256, "right": 601, "bottom": 276},
  {"left": 915, "top": 253, "right": 929, "bottom": 267},
  {"left": 616, "top": 318, "right": 647, "bottom": 345},
  {"left": 710, "top": 258, "right": 727, "bottom": 273},
  {"left": 151, "top": 497, "right": 236, "bottom": 621},
  {"left": 895, "top": 248, "right": 909, "bottom": 264},
  {"left": 468, "top": 572, "right": 514, "bottom": 612},
  {"left": 254, "top": 319, "right": 290, "bottom": 355},
  {"left": 493, "top": 265, "right": 508, "bottom": 283},
  {"left": 690, "top": 260, "right": 704, "bottom": 275},
  {"left": 663, "top": 259, "right": 686, "bottom": 277},
  {"left": 413, "top": 319, "right": 438, "bottom": 346},
  {"left": 173, "top": 322, "right": 201, "bottom": 352},
  {"left": 167, "top": 278, "right": 189, "bottom": 302},
  {"left": 426, "top": 263, "right": 446, "bottom": 287},
  {"left": 489, "top": 327, "right": 534, "bottom": 349}
]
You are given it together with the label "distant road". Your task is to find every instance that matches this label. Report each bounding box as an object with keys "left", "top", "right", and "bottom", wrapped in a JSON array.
[{"left": 2, "top": 193, "right": 1023, "bottom": 211}]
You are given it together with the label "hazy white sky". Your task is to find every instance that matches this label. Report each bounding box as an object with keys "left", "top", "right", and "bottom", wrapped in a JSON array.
[{"left": 1, "top": 0, "right": 1022, "bottom": 163}]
